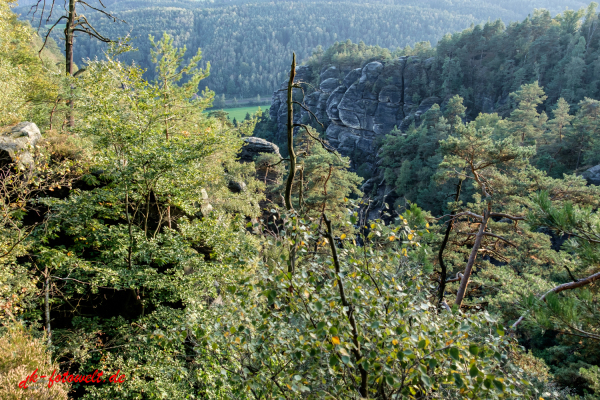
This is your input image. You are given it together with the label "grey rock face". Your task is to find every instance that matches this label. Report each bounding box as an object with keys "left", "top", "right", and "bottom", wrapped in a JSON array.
[
  {"left": 343, "top": 68, "right": 362, "bottom": 88},
  {"left": 269, "top": 58, "right": 439, "bottom": 170},
  {"left": 360, "top": 61, "right": 384, "bottom": 82},
  {"left": 583, "top": 164, "right": 600, "bottom": 186},
  {"left": 378, "top": 85, "right": 402, "bottom": 103},
  {"left": 326, "top": 85, "right": 348, "bottom": 123},
  {"left": 0, "top": 122, "right": 42, "bottom": 168},
  {"left": 269, "top": 65, "right": 314, "bottom": 143},
  {"left": 239, "top": 137, "right": 281, "bottom": 162},
  {"left": 320, "top": 66, "right": 340, "bottom": 80},
  {"left": 415, "top": 97, "right": 441, "bottom": 118},
  {"left": 294, "top": 65, "right": 313, "bottom": 84},
  {"left": 320, "top": 78, "right": 341, "bottom": 93}
]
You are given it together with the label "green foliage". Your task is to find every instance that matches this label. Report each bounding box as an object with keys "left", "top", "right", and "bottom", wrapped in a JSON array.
[
  {"left": 0, "top": 0, "right": 62, "bottom": 127},
  {"left": 524, "top": 192, "right": 600, "bottom": 346},
  {"left": 19, "top": 0, "right": 587, "bottom": 99},
  {"left": 381, "top": 85, "right": 600, "bottom": 395},
  {"left": 263, "top": 127, "right": 362, "bottom": 221},
  {"left": 204, "top": 209, "right": 539, "bottom": 399},
  {"left": 5, "top": 1, "right": 600, "bottom": 398},
  {"left": 2, "top": 34, "right": 264, "bottom": 399},
  {"left": 380, "top": 106, "right": 449, "bottom": 214}
]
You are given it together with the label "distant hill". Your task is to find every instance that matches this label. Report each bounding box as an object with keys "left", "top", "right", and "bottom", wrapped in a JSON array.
[{"left": 14, "top": 0, "right": 590, "bottom": 97}]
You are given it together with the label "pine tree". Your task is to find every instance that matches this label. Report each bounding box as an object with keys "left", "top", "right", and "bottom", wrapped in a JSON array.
[
  {"left": 538, "top": 97, "right": 574, "bottom": 176},
  {"left": 508, "top": 81, "right": 548, "bottom": 143},
  {"left": 568, "top": 97, "right": 600, "bottom": 170},
  {"left": 438, "top": 113, "right": 536, "bottom": 307}
]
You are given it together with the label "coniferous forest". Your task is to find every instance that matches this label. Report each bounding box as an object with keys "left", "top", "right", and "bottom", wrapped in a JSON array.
[
  {"left": 2, "top": 0, "right": 600, "bottom": 399},
  {"left": 12, "top": 0, "right": 592, "bottom": 98}
]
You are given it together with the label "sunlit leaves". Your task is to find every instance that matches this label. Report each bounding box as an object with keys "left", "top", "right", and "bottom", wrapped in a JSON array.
[{"left": 205, "top": 209, "right": 536, "bottom": 399}]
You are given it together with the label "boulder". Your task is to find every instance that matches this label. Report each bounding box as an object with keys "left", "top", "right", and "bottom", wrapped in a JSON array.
[
  {"left": 239, "top": 137, "right": 281, "bottom": 162},
  {"left": 582, "top": 164, "right": 600, "bottom": 186},
  {"left": 320, "top": 78, "right": 341, "bottom": 93},
  {"left": 227, "top": 180, "right": 247, "bottom": 193},
  {"left": 320, "top": 66, "right": 339, "bottom": 81},
  {"left": 343, "top": 68, "right": 362, "bottom": 88},
  {"left": 0, "top": 122, "right": 41, "bottom": 168},
  {"left": 360, "top": 61, "right": 384, "bottom": 84},
  {"left": 197, "top": 188, "right": 213, "bottom": 216}
]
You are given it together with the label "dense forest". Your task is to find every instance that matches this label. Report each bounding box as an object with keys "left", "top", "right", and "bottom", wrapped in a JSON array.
[
  {"left": 13, "top": 0, "right": 590, "bottom": 97},
  {"left": 274, "top": 2, "right": 600, "bottom": 203},
  {"left": 256, "top": 4, "right": 600, "bottom": 396},
  {"left": 2, "top": 0, "right": 600, "bottom": 399}
]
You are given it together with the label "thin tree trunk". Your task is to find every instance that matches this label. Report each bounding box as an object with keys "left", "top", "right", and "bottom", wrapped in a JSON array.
[
  {"left": 45, "top": 267, "right": 52, "bottom": 347},
  {"left": 575, "top": 140, "right": 584, "bottom": 171},
  {"left": 284, "top": 53, "right": 298, "bottom": 275},
  {"left": 324, "top": 215, "right": 368, "bottom": 398},
  {"left": 65, "top": 0, "right": 75, "bottom": 127},
  {"left": 438, "top": 179, "right": 463, "bottom": 303},
  {"left": 49, "top": 97, "right": 60, "bottom": 130},
  {"left": 298, "top": 165, "right": 304, "bottom": 211},
  {"left": 454, "top": 209, "right": 490, "bottom": 308},
  {"left": 284, "top": 53, "right": 297, "bottom": 212},
  {"left": 125, "top": 188, "right": 133, "bottom": 269}
]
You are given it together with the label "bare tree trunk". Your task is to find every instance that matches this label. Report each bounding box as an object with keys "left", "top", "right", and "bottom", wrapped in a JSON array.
[
  {"left": 167, "top": 205, "right": 172, "bottom": 229},
  {"left": 284, "top": 53, "right": 297, "bottom": 212},
  {"left": 454, "top": 209, "right": 489, "bottom": 307},
  {"left": 65, "top": 0, "right": 76, "bottom": 127},
  {"left": 324, "top": 215, "right": 368, "bottom": 398},
  {"left": 283, "top": 54, "right": 298, "bottom": 275},
  {"left": 438, "top": 179, "right": 463, "bottom": 303},
  {"left": 575, "top": 140, "right": 584, "bottom": 171},
  {"left": 45, "top": 267, "right": 52, "bottom": 347}
]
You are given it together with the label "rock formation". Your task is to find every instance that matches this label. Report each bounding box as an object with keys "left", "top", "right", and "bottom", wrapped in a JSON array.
[
  {"left": 0, "top": 122, "right": 42, "bottom": 169},
  {"left": 583, "top": 164, "right": 600, "bottom": 186},
  {"left": 239, "top": 136, "right": 281, "bottom": 162},
  {"left": 269, "top": 57, "right": 441, "bottom": 175}
]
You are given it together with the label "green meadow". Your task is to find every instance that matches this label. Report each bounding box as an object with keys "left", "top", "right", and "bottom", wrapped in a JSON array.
[{"left": 219, "top": 105, "right": 270, "bottom": 121}]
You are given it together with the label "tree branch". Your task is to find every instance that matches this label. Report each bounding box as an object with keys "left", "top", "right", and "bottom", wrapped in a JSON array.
[
  {"left": 293, "top": 123, "right": 340, "bottom": 157},
  {"left": 323, "top": 214, "right": 368, "bottom": 398},
  {"left": 512, "top": 270, "right": 600, "bottom": 329},
  {"left": 292, "top": 101, "right": 324, "bottom": 130}
]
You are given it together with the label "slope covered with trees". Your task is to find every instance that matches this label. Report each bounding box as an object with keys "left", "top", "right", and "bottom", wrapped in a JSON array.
[
  {"left": 14, "top": 0, "right": 589, "bottom": 98},
  {"left": 3, "top": 0, "right": 600, "bottom": 398},
  {"left": 256, "top": 4, "right": 600, "bottom": 395}
]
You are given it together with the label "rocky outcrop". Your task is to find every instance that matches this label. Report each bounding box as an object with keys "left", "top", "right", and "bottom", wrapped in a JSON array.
[
  {"left": 582, "top": 165, "right": 600, "bottom": 186},
  {"left": 239, "top": 137, "right": 281, "bottom": 162},
  {"left": 0, "top": 122, "right": 42, "bottom": 168},
  {"left": 269, "top": 57, "right": 440, "bottom": 174}
]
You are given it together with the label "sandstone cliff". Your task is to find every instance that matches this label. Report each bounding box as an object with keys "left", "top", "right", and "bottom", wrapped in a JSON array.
[{"left": 269, "top": 57, "right": 447, "bottom": 175}]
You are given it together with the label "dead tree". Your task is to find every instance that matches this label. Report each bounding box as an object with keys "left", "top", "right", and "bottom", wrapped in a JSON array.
[{"left": 30, "top": 0, "right": 123, "bottom": 125}]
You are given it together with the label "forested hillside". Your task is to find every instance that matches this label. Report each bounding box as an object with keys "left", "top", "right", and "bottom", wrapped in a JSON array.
[
  {"left": 14, "top": 0, "right": 589, "bottom": 97},
  {"left": 259, "top": 4, "right": 600, "bottom": 395},
  {"left": 3, "top": 0, "right": 600, "bottom": 399},
  {"left": 266, "top": 3, "right": 600, "bottom": 178}
]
